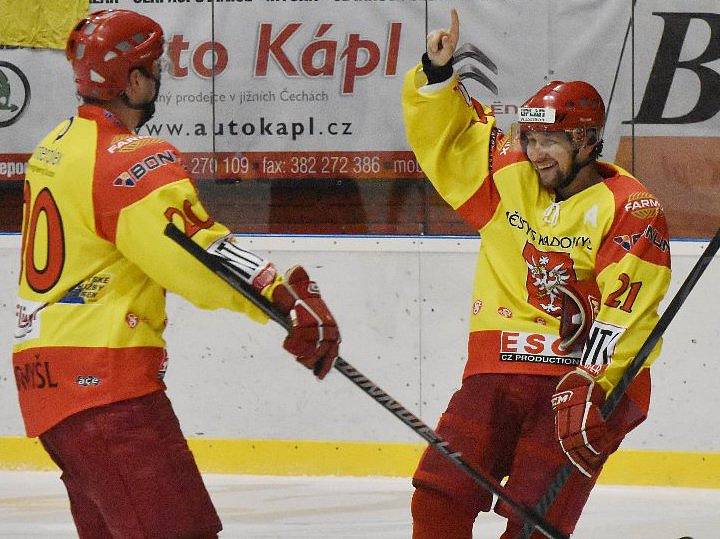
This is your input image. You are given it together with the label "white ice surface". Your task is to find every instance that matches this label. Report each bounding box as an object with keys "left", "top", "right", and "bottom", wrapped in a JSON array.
[{"left": 0, "top": 472, "right": 718, "bottom": 538}]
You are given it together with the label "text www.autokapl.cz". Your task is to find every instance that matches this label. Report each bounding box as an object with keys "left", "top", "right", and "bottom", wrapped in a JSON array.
[{"left": 142, "top": 117, "right": 353, "bottom": 141}]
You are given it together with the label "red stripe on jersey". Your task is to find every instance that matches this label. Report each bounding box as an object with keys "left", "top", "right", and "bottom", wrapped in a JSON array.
[
  {"left": 456, "top": 174, "right": 501, "bottom": 230},
  {"left": 463, "top": 330, "right": 651, "bottom": 416},
  {"left": 13, "top": 345, "right": 167, "bottom": 437},
  {"left": 464, "top": 330, "right": 577, "bottom": 379},
  {"left": 596, "top": 173, "right": 671, "bottom": 274},
  {"left": 82, "top": 106, "right": 190, "bottom": 243},
  {"left": 492, "top": 132, "right": 528, "bottom": 172}
]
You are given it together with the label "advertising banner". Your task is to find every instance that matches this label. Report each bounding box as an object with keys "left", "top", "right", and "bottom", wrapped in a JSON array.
[{"left": 1, "top": 0, "right": 718, "bottom": 236}]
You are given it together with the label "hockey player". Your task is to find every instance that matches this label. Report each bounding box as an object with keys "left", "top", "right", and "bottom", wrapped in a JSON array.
[
  {"left": 12, "top": 9, "right": 340, "bottom": 538},
  {"left": 402, "top": 9, "right": 671, "bottom": 538}
]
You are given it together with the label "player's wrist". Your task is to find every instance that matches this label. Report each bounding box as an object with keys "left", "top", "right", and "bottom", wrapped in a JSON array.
[{"left": 422, "top": 53, "right": 454, "bottom": 84}]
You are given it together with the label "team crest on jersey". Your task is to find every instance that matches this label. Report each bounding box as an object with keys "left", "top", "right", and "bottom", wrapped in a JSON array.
[
  {"left": 523, "top": 242, "right": 576, "bottom": 317},
  {"left": 624, "top": 192, "right": 661, "bottom": 219}
]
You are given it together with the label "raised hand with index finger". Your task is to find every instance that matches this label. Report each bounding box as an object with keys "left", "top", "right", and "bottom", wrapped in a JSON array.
[{"left": 426, "top": 8, "right": 460, "bottom": 67}]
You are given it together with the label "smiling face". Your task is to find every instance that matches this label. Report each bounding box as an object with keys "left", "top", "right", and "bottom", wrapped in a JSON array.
[{"left": 523, "top": 130, "right": 577, "bottom": 191}]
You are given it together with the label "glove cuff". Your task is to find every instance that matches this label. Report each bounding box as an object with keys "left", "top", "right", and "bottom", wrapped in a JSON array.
[{"left": 422, "top": 52, "right": 454, "bottom": 84}]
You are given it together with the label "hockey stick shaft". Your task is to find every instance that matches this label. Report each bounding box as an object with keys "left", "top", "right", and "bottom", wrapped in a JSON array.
[
  {"left": 520, "top": 227, "right": 720, "bottom": 538},
  {"left": 164, "top": 222, "right": 567, "bottom": 539},
  {"left": 602, "top": 228, "right": 720, "bottom": 418}
]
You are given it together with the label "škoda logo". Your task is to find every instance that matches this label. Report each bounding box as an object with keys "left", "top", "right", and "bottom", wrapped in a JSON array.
[{"left": 0, "top": 61, "right": 30, "bottom": 128}]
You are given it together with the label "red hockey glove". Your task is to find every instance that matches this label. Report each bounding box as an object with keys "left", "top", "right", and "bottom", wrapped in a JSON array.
[
  {"left": 271, "top": 266, "right": 340, "bottom": 380},
  {"left": 551, "top": 368, "right": 608, "bottom": 477},
  {"left": 557, "top": 279, "right": 601, "bottom": 352}
]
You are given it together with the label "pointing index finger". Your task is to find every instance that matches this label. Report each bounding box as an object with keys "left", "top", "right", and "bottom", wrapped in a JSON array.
[{"left": 449, "top": 8, "right": 460, "bottom": 40}]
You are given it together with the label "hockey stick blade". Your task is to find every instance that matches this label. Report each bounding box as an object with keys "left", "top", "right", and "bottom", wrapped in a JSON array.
[
  {"left": 519, "top": 227, "right": 720, "bottom": 539},
  {"left": 164, "top": 222, "right": 567, "bottom": 539}
]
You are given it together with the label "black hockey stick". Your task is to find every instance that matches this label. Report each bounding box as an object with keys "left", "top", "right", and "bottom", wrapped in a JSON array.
[
  {"left": 164, "top": 222, "right": 567, "bottom": 539},
  {"left": 520, "top": 227, "right": 720, "bottom": 539}
]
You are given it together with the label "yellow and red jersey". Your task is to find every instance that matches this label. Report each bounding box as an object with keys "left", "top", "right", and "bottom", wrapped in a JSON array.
[
  {"left": 14, "top": 105, "right": 274, "bottom": 437},
  {"left": 402, "top": 66, "right": 671, "bottom": 402}
]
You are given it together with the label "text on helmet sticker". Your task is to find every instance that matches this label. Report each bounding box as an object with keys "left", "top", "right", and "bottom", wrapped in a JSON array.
[{"left": 519, "top": 107, "right": 556, "bottom": 124}]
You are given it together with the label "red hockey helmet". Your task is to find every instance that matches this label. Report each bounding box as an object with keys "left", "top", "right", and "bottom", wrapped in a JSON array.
[
  {"left": 66, "top": 10, "right": 164, "bottom": 100},
  {"left": 518, "top": 80, "right": 605, "bottom": 136}
]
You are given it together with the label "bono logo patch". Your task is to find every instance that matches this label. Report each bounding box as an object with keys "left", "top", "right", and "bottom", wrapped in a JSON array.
[{"left": 113, "top": 150, "right": 177, "bottom": 187}]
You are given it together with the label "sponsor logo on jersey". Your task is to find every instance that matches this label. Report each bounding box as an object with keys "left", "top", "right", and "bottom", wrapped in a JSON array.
[
  {"left": 642, "top": 224, "right": 670, "bottom": 253},
  {"left": 59, "top": 274, "right": 111, "bottom": 304},
  {"left": 76, "top": 375, "right": 101, "bottom": 387},
  {"left": 126, "top": 313, "right": 139, "bottom": 328},
  {"left": 108, "top": 135, "right": 165, "bottom": 154},
  {"left": 500, "top": 331, "right": 582, "bottom": 366},
  {"left": 113, "top": 150, "right": 177, "bottom": 187},
  {"left": 523, "top": 242, "right": 576, "bottom": 317},
  {"left": 0, "top": 61, "right": 30, "bottom": 128},
  {"left": 581, "top": 320, "right": 625, "bottom": 365},
  {"left": 34, "top": 145, "right": 62, "bottom": 166},
  {"left": 506, "top": 211, "right": 592, "bottom": 250},
  {"left": 14, "top": 357, "right": 59, "bottom": 391},
  {"left": 613, "top": 232, "right": 642, "bottom": 252},
  {"left": 625, "top": 192, "right": 661, "bottom": 219},
  {"left": 613, "top": 224, "right": 669, "bottom": 253},
  {"left": 58, "top": 285, "right": 86, "bottom": 304},
  {"left": 15, "top": 300, "right": 46, "bottom": 341}
]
